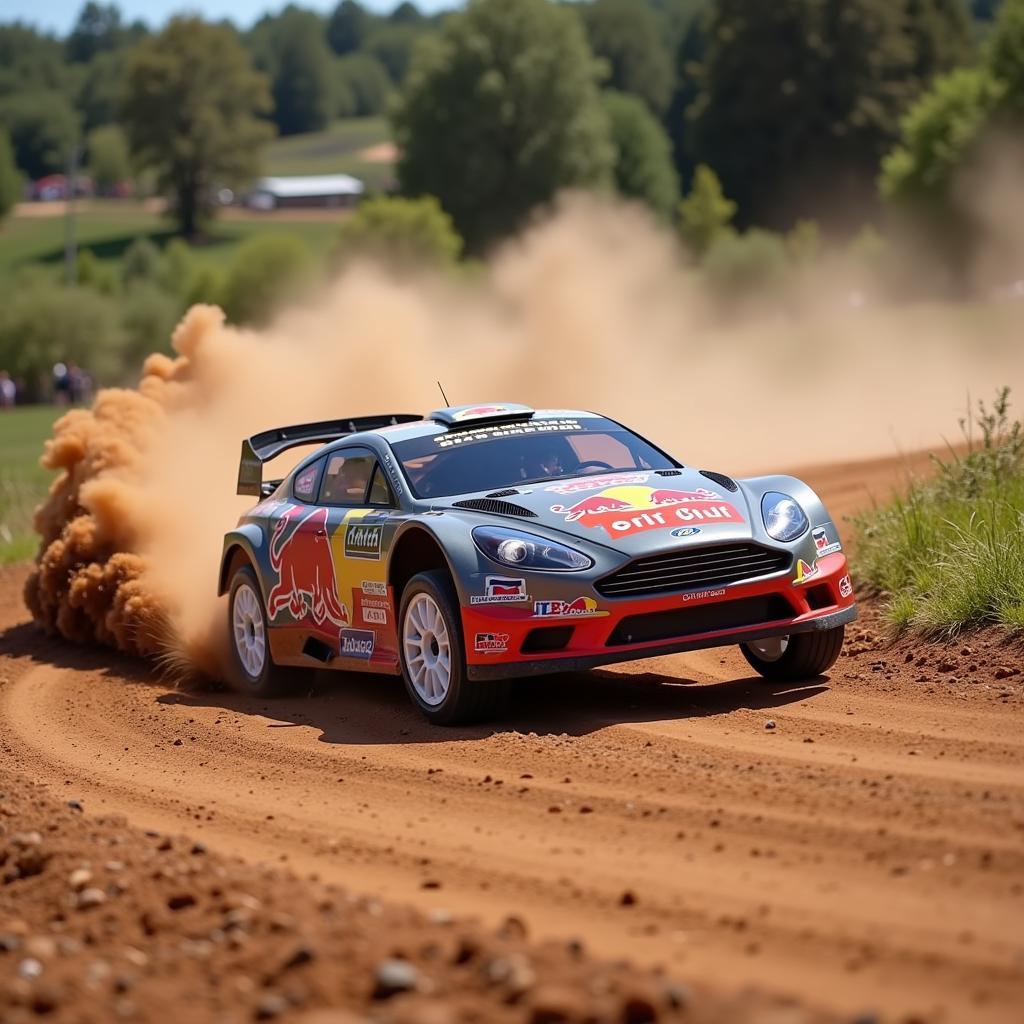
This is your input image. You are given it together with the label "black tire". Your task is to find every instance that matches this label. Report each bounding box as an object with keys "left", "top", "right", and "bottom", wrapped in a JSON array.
[
  {"left": 227, "top": 564, "right": 308, "bottom": 697},
  {"left": 740, "top": 625, "right": 845, "bottom": 682},
  {"left": 398, "top": 569, "right": 511, "bottom": 726}
]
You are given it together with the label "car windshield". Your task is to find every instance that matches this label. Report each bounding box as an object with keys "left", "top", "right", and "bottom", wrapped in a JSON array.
[{"left": 389, "top": 416, "right": 678, "bottom": 499}]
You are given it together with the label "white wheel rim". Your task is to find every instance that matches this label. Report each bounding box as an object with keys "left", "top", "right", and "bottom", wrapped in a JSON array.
[
  {"left": 233, "top": 582, "right": 266, "bottom": 679},
  {"left": 403, "top": 593, "right": 452, "bottom": 706},
  {"left": 748, "top": 635, "right": 789, "bottom": 662}
]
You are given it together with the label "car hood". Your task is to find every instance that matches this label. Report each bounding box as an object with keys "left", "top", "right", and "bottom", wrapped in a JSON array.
[{"left": 447, "top": 470, "right": 759, "bottom": 557}]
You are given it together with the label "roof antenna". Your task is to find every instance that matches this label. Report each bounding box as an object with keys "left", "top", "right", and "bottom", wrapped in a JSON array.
[{"left": 437, "top": 380, "right": 451, "bottom": 407}]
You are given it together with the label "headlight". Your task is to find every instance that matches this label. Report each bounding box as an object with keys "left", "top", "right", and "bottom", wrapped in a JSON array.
[
  {"left": 472, "top": 526, "right": 593, "bottom": 571},
  {"left": 761, "top": 492, "right": 809, "bottom": 542}
]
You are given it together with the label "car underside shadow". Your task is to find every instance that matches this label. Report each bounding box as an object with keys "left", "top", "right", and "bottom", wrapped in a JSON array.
[{"left": 157, "top": 663, "right": 830, "bottom": 745}]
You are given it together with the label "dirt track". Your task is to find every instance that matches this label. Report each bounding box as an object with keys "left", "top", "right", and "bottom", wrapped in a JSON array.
[{"left": 2, "top": 451, "right": 1023, "bottom": 1023}]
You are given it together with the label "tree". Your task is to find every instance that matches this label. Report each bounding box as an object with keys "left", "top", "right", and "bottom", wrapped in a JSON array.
[
  {"left": 66, "top": 2, "right": 127, "bottom": 63},
  {"left": 327, "top": 0, "right": 372, "bottom": 56},
  {"left": 77, "top": 50, "right": 127, "bottom": 132},
  {"left": 989, "top": 0, "right": 1024, "bottom": 115},
  {"left": 904, "top": 0, "right": 973, "bottom": 87},
  {"left": 122, "top": 17, "right": 274, "bottom": 237},
  {"left": 0, "top": 25, "right": 73, "bottom": 98},
  {"left": 393, "top": 0, "right": 613, "bottom": 253},
  {"left": 602, "top": 90, "right": 679, "bottom": 221},
  {"left": 580, "top": 0, "right": 675, "bottom": 115},
  {"left": 390, "top": 2, "right": 424, "bottom": 25},
  {"left": 0, "top": 91, "right": 79, "bottom": 179},
  {"left": 254, "top": 8, "right": 334, "bottom": 136},
  {"left": 332, "top": 195, "right": 461, "bottom": 268},
  {"left": 689, "top": 0, "right": 919, "bottom": 228},
  {"left": 880, "top": 68, "right": 1000, "bottom": 208},
  {"left": 0, "top": 129, "right": 20, "bottom": 225},
  {"left": 87, "top": 123, "right": 130, "bottom": 192},
  {"left": 335, "top": 53, "right": 393, "bottom": 116},
  {"left": 678, "top": 164, "right": 737, "bottom": 255},
  {"left": 365, "top": 23, "right": 424, "bottom": 83}
]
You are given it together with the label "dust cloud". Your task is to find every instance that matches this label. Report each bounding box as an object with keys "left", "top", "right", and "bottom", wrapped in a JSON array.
[{"left": 24, "top": 192, "right": 1023, "bottom": 676}]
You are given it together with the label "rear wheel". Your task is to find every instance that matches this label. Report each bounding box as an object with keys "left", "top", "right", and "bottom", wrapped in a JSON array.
[
  {"left": 227, "top": 564, "right": 306, "bottom": 696},
  {"left": 399, "top": 570, "right": 510, "bottom": 725},
  {"left": 740, "top": 625, "right": 845, "bottom": 681}
]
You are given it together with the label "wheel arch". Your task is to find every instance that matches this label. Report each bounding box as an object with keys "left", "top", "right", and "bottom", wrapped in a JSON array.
[
  {"left": 388, "top": 525, "right": 459, "bottom": 604},
  {"left": 217, "top": 524, "right": 266, "bottom": 597}
]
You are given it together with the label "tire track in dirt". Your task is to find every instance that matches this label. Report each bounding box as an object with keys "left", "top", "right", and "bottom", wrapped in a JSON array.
[{"left": 2, "top": 451, "right": 1023, "bottom": 1022}]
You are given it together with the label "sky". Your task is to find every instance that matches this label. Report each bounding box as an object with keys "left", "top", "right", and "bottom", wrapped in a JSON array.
[{"left": 2, "top": 0, "right": 458, "bottom": 36}]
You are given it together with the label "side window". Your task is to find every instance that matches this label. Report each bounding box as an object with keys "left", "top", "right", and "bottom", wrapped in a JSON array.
[
  {"left": 367, "top": 465, "right": 394, "bottom": 507},
  {"left": 319, "top": 451, "right": 375, "bottom": 506},
  {"left": 293, "top": 458, "right": 323, "bottom": 502}
]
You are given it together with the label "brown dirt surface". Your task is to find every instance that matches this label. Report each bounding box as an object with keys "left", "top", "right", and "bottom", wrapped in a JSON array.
[{"left": 2, "top": 451, "right": 1023, "bottom": 1023}]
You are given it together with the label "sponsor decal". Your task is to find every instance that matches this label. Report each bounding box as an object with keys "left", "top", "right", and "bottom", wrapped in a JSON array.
[
  {"left": 344, "top": 522, "right": 382, "bottom": 560},
  {"left": 681, "top": 588, "right": 727, "bottom": 603},
  {"left": 793, "top": 558, "right": 819, "bottom": 585},
  {"left": 533, "top": 596, "right": 608, "bottom": 618},
  {"left": 670, "top": 526, "right": 701, "bottom": 539},
  {"left": 549, "top": 485, "right": 743, "bottom": 539},
  {"left": 812, "top": 526, "right": 842, "bottom": 557},
  {"left": 545, "top": 473, "right": 649, "bottom": 495},
  {"left": 434, "top": 419, "right": 582, "bottom": 449},
  {"left": 474, "top": 632, "right": 509, "bottom": 654},
  {"left": 381, "top": 452, "right": 403, "bottom": 492},
  {"left": 452, "top": 405, "right": 515, "bottom": 421},
  {"left": 839, "top": 574, "right": 853, "bottom": 599},
  {"left": 340, "top": 628, "right": 375, "bottom": 659},
  {"left": 267, "top": 505, "right": 349, "bottom": 635},
  {"left": 361, "top": 580, "right": 388, "bottom": 596},
  {"left": 363, "top": 606, "right": 388, "bottom": 626},
  {"left": 470, "top": 575, "right": 529, "bottom": 605}
]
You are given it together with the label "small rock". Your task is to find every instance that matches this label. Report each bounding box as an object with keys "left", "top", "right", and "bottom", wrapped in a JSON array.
[
  {"left": 69, "top": 868, "right": 93, "bottom": 890},
  {"left": 11, "top": 831, "right": 42, "bottom": 849},
  {"left": 0, "top": 933, "right": 24, "bottom": 952},
  {"left": 78, "top": 888, "right": 107, "bottom": 909},
  {"left": 281, "top": 945, "right": 315, "bottom": 971},
  {"left": 17, "top": 958, "right": 43, "bottom": 980},
  {"left": 373, "top": 958, "right": 419, "bottom": 999},
  {"left": 619, "top": 890, "right": 638, "bottom": 907},
  {"left": 764, "top": 720, "right": 776, "bottom": 731},
  {"left": 172, "top": 739, "right": 183, "bottom": 746},
  {"left": 938, "top": 660, "right": 957, "bottom": 673},
  {"left": 67, "top": 800, "right": 84, "bottom": 812},
  {"left": 191, "top": 842, "right": 206, "bottom": 855},
  {"left": 255, "top": 993, "right": 289, "bottom": 1019},
  {"left": 167, "top": 893, "right": 197, "bottom": 912}
]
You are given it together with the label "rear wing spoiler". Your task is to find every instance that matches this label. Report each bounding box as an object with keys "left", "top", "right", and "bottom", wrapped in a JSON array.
[{"left": 237, "top": 414, "right": 421, "bottom": 497}]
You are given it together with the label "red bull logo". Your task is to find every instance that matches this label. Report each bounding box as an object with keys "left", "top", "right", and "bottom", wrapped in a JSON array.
[
  {"left": 267, "top": 505, "right": 349, "bottom": 635},
  {"left": 545, "top": 472, "right": 649, "bottom": 495},
  {"left": 550, "top": 485, "right": 743, "bottom": 538}
]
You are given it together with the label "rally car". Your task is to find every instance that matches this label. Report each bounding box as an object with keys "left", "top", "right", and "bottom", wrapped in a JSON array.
[{"left": 219, "top": 404, "right": 856, "bottom": 724}]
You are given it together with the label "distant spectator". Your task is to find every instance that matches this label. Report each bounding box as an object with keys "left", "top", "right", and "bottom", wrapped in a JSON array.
[
  {"left": 53, "top": 362, "right": 71, "bottom": 405},
  {"left": 0, "top": 370, "right": 14, "bottom": 410},
  {"left": 68, "top": 362, "right": 92, "bottom": 405}
]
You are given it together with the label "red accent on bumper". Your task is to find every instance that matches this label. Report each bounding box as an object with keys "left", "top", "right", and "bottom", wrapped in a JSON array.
[{"left": 463, "top": 553, "right": 853, "bottom": 666}]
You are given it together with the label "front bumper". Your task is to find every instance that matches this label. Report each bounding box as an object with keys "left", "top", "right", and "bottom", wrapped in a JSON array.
[{"left": 462, "top": 550, "right": 857, "bottom": 681}]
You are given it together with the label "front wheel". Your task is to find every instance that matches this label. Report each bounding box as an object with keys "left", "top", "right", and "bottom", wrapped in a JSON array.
[
  {"left": 740, "top": 625, "right": 845, "bottom": 681},
  {"left": 399, "top": 570, "right": 510, "bottom": 725}
]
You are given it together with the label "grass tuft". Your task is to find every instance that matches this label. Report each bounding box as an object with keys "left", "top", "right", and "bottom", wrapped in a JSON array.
[{"left": 854, "top": 388, "right": 1024, "bottom": 636}]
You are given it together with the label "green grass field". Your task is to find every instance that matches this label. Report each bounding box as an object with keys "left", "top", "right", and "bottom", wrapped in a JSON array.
[
  {"left": 264, "top": 117, "right": 394, "bottom": 190},
  {"left": 0, "top": 405, "right": 60, "bottom": 564}
]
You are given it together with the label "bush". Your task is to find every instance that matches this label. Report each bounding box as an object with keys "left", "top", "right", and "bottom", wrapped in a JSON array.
[
  {"left": 155, "top": 237, "right": 193, "bottom": 297},
  {"left": 701, "top": 229, "right": 790, "bottom": 297},
  {"left": 0, "top": 281, "right": 125, "bottom": 393},
  {"left": 75, "top": 249, "right": 119, "bottom": 295},
  {"left": 332, "top": 195, "right": 461, "bottom": 269},
  {"left": 121, "top": 237, "right": 163, "bottom": 286},
  {"left": 183, "top": 264, "right": 225, "bottom": 308},
  {"left": 120, "top": 284, "right": 179, "bottom": 368},
  {"left": 855, "top": 389, "right": 1024, "bottom": 636},
  {"left": 86, "top": 123, "right": 131, "bottom": 192},
  {"left": 678, "top": 165, "right": 737, "bottom": 257},
  {"left": 221, "top": 233, "right": 313, "bottom": 325}
]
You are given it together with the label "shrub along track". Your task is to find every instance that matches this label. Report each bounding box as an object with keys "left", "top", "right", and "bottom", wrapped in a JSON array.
[{"left": 0, "top": 451, "right": 1022, "bottom": 1023}]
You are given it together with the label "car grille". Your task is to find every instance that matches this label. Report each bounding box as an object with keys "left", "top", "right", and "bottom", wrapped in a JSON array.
[
  {"left": 596, "top": 543, "right": 790, "bottom": 598},
  {"left": 606, "top": 594, "right": 795, "bottom": 646}
]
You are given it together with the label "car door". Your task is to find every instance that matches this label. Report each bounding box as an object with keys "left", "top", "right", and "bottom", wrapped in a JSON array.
[{"left": 317, "top": 447, "right": 401, "bottom": 670}]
